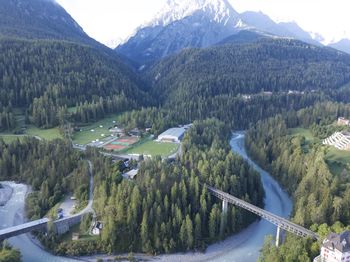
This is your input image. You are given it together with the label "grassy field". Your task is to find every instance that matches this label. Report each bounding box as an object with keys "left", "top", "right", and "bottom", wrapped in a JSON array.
[
  {"left": 0, "top": 109, "right": 63, "bottom": 142},
  {"left": 289, "top": 127, "right": 350, "bottom": 175},
  {"left": 325, "top": 147, "right": 350, "bottom": 176},
  {"left": 289, "top": 128, "right": 314, "bottom": 142},
  {"left": 26, "top": 126, "right": 63, "bottom": 141},
  {"left": 289, "top": 127, "right": 316, "bottom": 153},
  {"left": 0, "top": 135, "right": 26, "bottom": 143},
  {"left": 72, "top": 114, "right": 120, "bottom": 145},
  {"left": 126, "top": 140, "right": 179, "bottom": 157}
]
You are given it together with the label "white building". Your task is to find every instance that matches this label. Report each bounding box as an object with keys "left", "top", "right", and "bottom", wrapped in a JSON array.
[
  {"left": 314, "top": 231, "right": 350, "bottom": 262},
  {"left": 157, "top": 127, "right": 186, "bottom": 143},
  {"left": 338, "top": 117, "right": 350, "bottom": 126},
  {"left": 92, "top": 221, "right": 103, "bottom": 235}
]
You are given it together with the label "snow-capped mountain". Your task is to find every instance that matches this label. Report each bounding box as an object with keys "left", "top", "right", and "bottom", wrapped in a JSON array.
[
  {"left": 116, "top": 0, "right": 247, "bottom": 65},
  {"left": 116, "top": 0, "right": 350, "bottom": 65},
  {"left": 148, "top": 0, "right": 240, "bottom": 27}
]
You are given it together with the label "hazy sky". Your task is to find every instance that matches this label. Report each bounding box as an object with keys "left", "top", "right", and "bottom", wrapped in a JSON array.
[{"left": 56, "top": 0, "right": 350, "bottom": 47}]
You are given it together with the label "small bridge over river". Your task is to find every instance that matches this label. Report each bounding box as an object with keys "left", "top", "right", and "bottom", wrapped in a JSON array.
[
  {"left": 0, "top": 214, "right": 84, "bottom": 241},
  {"left": 205, "top": 184, "right": 319, "bottom": 246},
  {"left": 0, "top": 160, "right": 95, "bottom": 242}
]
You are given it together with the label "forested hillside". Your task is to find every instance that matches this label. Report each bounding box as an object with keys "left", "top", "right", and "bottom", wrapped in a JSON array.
[
  {"left": 0, "top": 38, "right": 151, "bottom": 129},
  {"left": 147, "top": 39, "right": 350, "bottom": 99},
  {"left": 245, "top": 102, "right": 350, "bottom": 261},
  {"left": 141, "top": 39, "right": 350, "bottom": 128},
  {"left": 0, "top": 0, "right": 95, "bottom": 45},
  {"left": 0, "top": 0, "right": 153, "bottom": 131}
]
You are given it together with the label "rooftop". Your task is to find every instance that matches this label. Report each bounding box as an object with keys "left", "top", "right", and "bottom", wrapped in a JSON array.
[
  {"left": 122, "top": 169, "right": 138, "bottom": 180},
  {"left": 159, "top": 127, "right": 186, "bottom": 138},
  {"left": 323, "top": 231, "right": 350, "bottom": 253}
]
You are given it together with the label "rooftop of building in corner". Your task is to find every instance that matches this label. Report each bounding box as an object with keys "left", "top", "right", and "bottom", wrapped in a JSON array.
[
  {"left": 158, "top": 124, "right": 193, "bottom": 138},
  {"left": 323, "top": 231, "right": 350, "bottom": 253}
]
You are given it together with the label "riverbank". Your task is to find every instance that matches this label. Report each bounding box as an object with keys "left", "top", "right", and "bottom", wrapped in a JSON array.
[{"left": 0, "top": 183, "right": 13, "bottom": 206}]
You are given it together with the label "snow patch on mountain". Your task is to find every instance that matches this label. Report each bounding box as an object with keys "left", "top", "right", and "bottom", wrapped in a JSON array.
[{"left": 148, "top": 0, "right": 239, "bottom": 27}]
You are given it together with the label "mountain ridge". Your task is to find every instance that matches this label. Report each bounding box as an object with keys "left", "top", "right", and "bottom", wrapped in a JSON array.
[{"left": 116, "top": 0, "right": 324, "bottom": 66}]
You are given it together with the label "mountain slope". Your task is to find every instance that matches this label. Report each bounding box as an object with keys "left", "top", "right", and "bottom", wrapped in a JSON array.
[
  {"left": 216, "top": 30, "right": 268, "bottom": 45},
  {"left": 117, "top": 0, "right": 319, "bottom": 66},
  {"left": 0, "top": 38, "right": 152, "bottom": 127},
  {"left": 142, "top": 39, "right": 350, "bottom": 127},
  {"left": 146, "top": 39, "right": 350, "bottom": 102},
  {"left": 0, "top": 0, "right": 97, "bottom": 45},
  {"left": 240, "top": 12, "right": 317, "bottom": 45},
  {"left": 329, "top": 39, "right": 350, "bottom": 54},
  {"left": 0, "top": 0, "right": 152, "bottom": 129},
  {"left": 116, "top": 0, "right": 246, "bottom": 66}
]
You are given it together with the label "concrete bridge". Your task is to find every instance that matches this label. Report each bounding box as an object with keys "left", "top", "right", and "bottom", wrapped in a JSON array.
[
  {"left": 0, "top": 160, "right": 95, "bottom": 242},
  {"left": 205, "top": 184, "right": 319, "bottom": 246},
  {"left": 0, "top": 214, "right": 84, "bottom": 241}
]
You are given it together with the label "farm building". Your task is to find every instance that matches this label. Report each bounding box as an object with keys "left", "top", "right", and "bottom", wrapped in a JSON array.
[{"left": 157, "top": 127, "right": 186, "bottom": 143}]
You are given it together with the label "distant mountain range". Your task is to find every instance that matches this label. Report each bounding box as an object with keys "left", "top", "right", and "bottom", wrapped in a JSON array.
[{"left": 116, "top": 0, "right": 350, "bottom": 66}]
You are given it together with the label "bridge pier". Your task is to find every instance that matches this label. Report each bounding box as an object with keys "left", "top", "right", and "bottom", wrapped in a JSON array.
[
  {"left": 222, "top": 199, "right": 228, "bottom": 214},
  {"left": 276, "top": 226, "right": 282, "bottom": 247},
  {"left": 220, "top": 199, "right": 228, "bottom": 237}
]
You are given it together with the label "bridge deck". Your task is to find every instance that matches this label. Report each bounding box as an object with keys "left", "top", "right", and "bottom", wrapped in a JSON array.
[
  {"left": 206, "top": 185, "right": 319, "bottom": 240},
  {"left": 0, "top": 218, "right": 49, "bottom": 241}
]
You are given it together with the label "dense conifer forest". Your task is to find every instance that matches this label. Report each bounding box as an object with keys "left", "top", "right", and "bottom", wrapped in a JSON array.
[
  {"left": 0, "top": 38, "right": 151, "bottom": 129},
  {"left": 0, "top": 137, "right": 89, "bottom": 219},
  {"left": 246, "top": 102, "right": 350, "bottom": 261},
  {"left": 146, "top": 39, "right": 350, "bottom": 100}
]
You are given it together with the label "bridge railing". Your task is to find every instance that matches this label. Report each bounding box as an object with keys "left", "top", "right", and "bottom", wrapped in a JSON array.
[{"left": 205, "top": 185, "right": 319, "bottom": 240}]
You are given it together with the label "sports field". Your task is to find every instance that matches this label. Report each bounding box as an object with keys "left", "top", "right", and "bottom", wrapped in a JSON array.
[
  {"left": 126, "top": 140, "right": 179, "bottom": 157},
  {"left": 72, "top": 114, "right": 120, "bottom": 145},
  {"left": 103, "top": 136, "right": 139, "bottom": 151}
]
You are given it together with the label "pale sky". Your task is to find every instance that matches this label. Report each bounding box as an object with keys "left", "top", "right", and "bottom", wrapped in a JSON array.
[{"left": 56, "top": 0, "right": 350, "bottom": 47}]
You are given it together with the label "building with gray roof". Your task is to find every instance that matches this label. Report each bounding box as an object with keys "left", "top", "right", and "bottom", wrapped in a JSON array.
[
  {"left": 157, "top": 127, "right": 186, "bottom": 143},
  {"left": 316, "top": 231, "right": 350, "bottom": 262}
]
